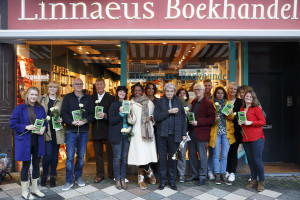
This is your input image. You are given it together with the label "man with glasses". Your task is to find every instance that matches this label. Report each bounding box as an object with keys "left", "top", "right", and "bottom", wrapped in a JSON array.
[
  {"left": 186, "top": 83, "right": 215, "bottom": 186},
  {"left": 61, "top": 78, "right": 94, "bottom": 191}
]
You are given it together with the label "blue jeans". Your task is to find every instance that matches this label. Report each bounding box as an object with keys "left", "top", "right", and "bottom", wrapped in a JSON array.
[
  {"left": 208, "top": 146, "right": 214, "bottom": 173},
  {"left": 213, "top": 134, "right": 230, "bottom": 174},
  {"left": 65, "top": 132, "right": 88, "bottom": 183},
  {"left": 42, "top": 131, "right": 60, "bottom": 177},
  {"left": 111, "top": 135, "right": 130, "bottom": 180},
  {"left": 243, "top": 138, "right": 265, "bottom": 181}
]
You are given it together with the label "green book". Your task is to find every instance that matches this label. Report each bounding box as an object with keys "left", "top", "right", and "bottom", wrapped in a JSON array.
[
  {"left": 32, "top": 119, "right": 45, "bottom": 134},
  {"left": 221, "top": 102, "right": 234, "bottom": 116},
  {"left": 187, "top": 112, "right": 195, "bottom": 123},
  {"left": 95, "top": 106, "right": 104, "bottom": 119},
  {"left": 52, "top": 117, "right": 63, "bottom": 130},
  {"left": 238, "top": 111, "right": 247, "bottom": 123},
  {"left": 72, "top": 110, "right": 82, "bottom": 121},
  {"left": 122, "top": 100, "right": 130, "bottom": 114}
]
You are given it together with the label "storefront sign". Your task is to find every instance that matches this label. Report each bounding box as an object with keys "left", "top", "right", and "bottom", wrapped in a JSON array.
[{"left": 8, "top": 0, "right": 300, "bottom": 29}]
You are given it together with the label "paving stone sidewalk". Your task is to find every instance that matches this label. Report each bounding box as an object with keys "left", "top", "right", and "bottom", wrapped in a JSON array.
[{"left": 0, "top": 173, "right": 300, "bottom": 200}]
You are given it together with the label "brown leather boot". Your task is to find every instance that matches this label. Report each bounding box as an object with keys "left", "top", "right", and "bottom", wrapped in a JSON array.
[
  {"left": 144, "top": 166, "right": 156, "bottom": 185},
  {"left": 121, "top": 179, "right": 127, "bottom": 190},
  {"left": 257, "top": 181, "right": 265, "bottom": 192},
  {"left": 115, "top": 179, "right": 122, "bottom": 190},
  {"left": 138, "top": 168, "right": 147, "bottom": 189},
  {"left": 245, "top": 179, "right": 258, "bottom": 189}
]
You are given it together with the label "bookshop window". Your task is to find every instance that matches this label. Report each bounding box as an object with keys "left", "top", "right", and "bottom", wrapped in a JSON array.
[
  {"left": 128, "top": 41, "right": 233, "bottom": 98},
  {"left": 16, "top": 40, "right": 121, "bottom": 105}
]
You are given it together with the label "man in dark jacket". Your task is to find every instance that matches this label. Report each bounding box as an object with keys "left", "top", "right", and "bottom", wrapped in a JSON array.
[
  {"left": 61, "top": 78, "right": 94, "bottom": 191},
  {"left": 186, "top": 83, "right": 215, "bottom": 186},
  {"left": 154, "top": 83, "right": 187, "bottom": 191},
  {"left": 92, "top": 79, "right": 115, "bottom": 183}
]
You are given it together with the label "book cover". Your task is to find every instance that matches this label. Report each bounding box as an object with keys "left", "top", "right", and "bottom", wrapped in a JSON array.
[
  {"left": 187, "top": 112, "right": 195, "bottom": 123},
  {"left": 32, "top": 119, "right": 45, "bottom": 134},
  {"left": 52, "top": 117, "right": 63, "bottom": 130},
  {"left": 221, "top": 102, "right": 234, "bottom": 116},
  {"left": 238, "top": 111, "right": 247, "bottom": 123},
  {"left": 122, "top": 100, "right": 130, "bottom": 114},
  {"left": 72, "top": 110, "right": 82, "bottom": 121},
  {"left": 95, "top": 106, "right": 104, "bottom": 119}
]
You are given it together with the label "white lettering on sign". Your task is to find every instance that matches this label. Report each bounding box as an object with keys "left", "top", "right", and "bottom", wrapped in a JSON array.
[{"left": 17, "top": 0, "right": 299, "bottom": 22}]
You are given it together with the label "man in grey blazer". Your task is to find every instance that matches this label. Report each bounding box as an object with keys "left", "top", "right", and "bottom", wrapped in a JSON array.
[{"left": 92, "top": 78, "right": 115, "bottom": 183}]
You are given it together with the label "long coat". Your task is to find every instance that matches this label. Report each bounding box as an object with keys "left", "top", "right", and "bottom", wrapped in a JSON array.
[
  {"left": 208, "top": 99, "right": 236, "bottom": 148},
  {"left": 41, "top": 94, "right": 65, "bottom": 144},
  {"left": 91, "top": 92, "right": 115, "bottom": 140},
  {"left": 9, "top": 103, "right": 46, "bottom": 161},
  {"left": 127, "top": 100, "right": 157, "bottom": 165}
]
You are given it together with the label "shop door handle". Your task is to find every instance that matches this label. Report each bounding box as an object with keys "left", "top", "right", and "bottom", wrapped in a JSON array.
[{"left": 262, "top": 125, "right": 272, "bottom": 129}]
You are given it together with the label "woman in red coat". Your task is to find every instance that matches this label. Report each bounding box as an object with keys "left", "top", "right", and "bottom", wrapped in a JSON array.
[{"left": 239, "top": 90, "right": 266, "bottom": 192}]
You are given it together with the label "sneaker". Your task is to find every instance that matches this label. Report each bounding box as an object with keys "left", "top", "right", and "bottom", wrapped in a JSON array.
[
  {"left": 221, "top": 173, "right": 232, "bottom": 186},
  {"left": 179, "top": 175, "right": 185, "bottom": 183},
  {"left": 75, "top": 177, "right": 85, "bottom": 187},
  {"left": 208, "top": 171, "right": 215, "bottom": 181},
  {"left": 225, "top": 172, "right": 229, "bottom": 179},
  {"left": 62, "top": 182, "right": 73, "bottom": 191},
  {"left": 228, "top": 173, "right": 235, "bottom": 182},
  {"left": 215, "top": 173, "right": 221, "bottom": 185}
]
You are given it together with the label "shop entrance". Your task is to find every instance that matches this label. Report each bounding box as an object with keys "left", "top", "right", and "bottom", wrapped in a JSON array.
[{"left": 249, "top": 72, "right": 283, "bottom": 162}]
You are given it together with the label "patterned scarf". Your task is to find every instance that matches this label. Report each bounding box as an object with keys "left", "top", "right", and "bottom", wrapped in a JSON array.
[{"left": 133, "top": 95, "right": 153, "bottom": 139}]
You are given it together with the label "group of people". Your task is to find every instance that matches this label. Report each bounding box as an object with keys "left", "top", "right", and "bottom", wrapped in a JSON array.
[{"left": 9, "top": 78, "right": 266, "bottom": 200}]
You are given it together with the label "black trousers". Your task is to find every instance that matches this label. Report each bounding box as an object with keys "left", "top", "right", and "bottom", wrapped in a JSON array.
[
  {"left": 21, "top": 135, "right": 40, "bottom": 181},
  {"left": 157, "top": 135, "right": 179, "bottom": 184},
  {"left": 226, "top": 142, "right": 240, "bottom": 174},
  {"left": 93, "top": 139, "right": 114, "bottom": 178}
]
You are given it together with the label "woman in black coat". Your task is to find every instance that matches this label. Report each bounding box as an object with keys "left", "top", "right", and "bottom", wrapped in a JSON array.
[
  {"left": 108, "top": 86, "right": 130, "bottom": 190},
  {"left": 226, "top": 82, "right": 243, "bottom": 183}
]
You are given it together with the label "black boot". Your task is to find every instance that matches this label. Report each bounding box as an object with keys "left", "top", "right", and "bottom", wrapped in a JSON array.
[
  {"left": 50, "top": 176, "right": 56, "bottom": 187},
  {"left": 40, "top": 176, "right": 47, "bottom": 187}
]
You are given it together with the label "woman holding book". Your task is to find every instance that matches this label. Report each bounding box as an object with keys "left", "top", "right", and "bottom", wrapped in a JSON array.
[
  {"left": 127, "top": 83, "right": 157, "bottom": 190},
  {"left": 239, "top": 90, "right": 266, "bottom": 192},
  {"left": 9, "top": 87, "right": 47, "bottom": 199},
  {"left": 226, "top": 82, "right": 243, "bottom": 183},
  {"left": 208, "top": 86, "right": 235, "bottom": 185},
  {"left": 108, "top": 86, "right": 131, "bottom": 190},
  {"left": 40, "top": 81, "right": 65, "bottom": 187}
]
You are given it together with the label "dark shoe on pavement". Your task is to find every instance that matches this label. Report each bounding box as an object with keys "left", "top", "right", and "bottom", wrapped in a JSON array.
[
  {"left": 245, "top": 179, "right": 258, "bottom": 189},
  {"left": 215, "top": 173, "right": 221, "bottom": 185},
  {"left": 121, "top": 179, "right": 127, "bottom": 190},
  {"left": 94, "top": 177, "right": 104, "bottom": 183},
  {"left": 50, "top": 176, "right": 56, "bottom": 187},
  {"left": 115, "top": 179, "right": 122, "bottom": 190},
  {"left": 257, "top": 181, "right": 265, "bottom": 192},
  {"left": 221, "top": 173, "right": 232, "bottom": 185},
  {"left": 198, "top": 179, "right": 205, "bottom": 186},
  {"left": 185, "top": 175, "right": 199, "bottom": 182},
  {"left": 179, "top": 175, "right": 185, "bottom": 183},
  {"left": 169, "top": 182, "right": 177, "bottom": 190},
  {"left": 40, "top": 176, "right": 47, "bottom": 187},
  {"left": 158, "top": 183, "right": 166, "bottom": 190}
]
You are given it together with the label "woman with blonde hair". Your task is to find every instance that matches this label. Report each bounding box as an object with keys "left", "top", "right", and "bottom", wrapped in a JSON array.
[
  {"left": 10, "top": 87, "right": 47, "bottom": 199},
  {"left": 40, "top": 81, "right": 65, "bottom": 187}
]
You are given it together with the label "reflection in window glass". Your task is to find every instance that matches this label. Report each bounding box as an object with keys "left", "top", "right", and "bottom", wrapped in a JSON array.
[{"left": 128, "top": 42, "right": 230, "bottom": 97}]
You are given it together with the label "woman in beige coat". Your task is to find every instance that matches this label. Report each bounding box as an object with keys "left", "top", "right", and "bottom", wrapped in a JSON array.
[
  {"left": 40, "top": 81, "right": 65, "bottom": 187},
  {"left": 128, "top": 83, "right": 157, "bottom": 190}
]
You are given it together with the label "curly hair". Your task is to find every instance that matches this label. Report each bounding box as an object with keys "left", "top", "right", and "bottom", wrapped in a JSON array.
[
  {"left": 131, "top": 82, "right": 144, "bottom": 99},
  {"left": 145, "top": 82, "right": 157, "bottom": 95}
]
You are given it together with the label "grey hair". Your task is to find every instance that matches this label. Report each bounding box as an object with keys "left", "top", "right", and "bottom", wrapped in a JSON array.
[
  {"left": 228, "top": 82, "right": 239, "bottom": 89},
  {"left": 164, "top": 83, "right": 176, "bottom": 92},
  {"left": 193, "top": 83, "right": 204, "bottom": 90}
]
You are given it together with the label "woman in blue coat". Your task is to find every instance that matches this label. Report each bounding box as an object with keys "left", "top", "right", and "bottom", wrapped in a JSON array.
[{"left": 9, "top": 87, "right": 47, "bottom": 200}]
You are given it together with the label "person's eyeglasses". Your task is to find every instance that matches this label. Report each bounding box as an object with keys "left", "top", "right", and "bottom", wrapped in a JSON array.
[
  {"left": 73, "top": 83, "right": 83, "bottom": 86},
  {"left": 194, "top": 88, "right": 203, "bottom": 91}
]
